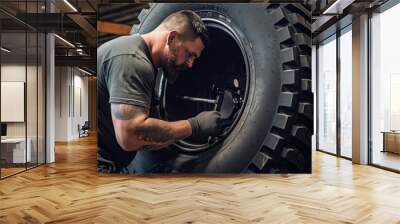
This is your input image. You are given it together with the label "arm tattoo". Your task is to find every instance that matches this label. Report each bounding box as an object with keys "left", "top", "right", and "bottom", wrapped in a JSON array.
[
  {"left": 111, "top": 103, "right": 147, "bottom": 120},
  {"left": 134, "top": 123, "right": 175, "bottom": 143},
  {"left": 135, "top": 124, "right": 181, "bottom": 150},
  {"left": 111, "top": 103, "right": 185, "bottom": 150}
]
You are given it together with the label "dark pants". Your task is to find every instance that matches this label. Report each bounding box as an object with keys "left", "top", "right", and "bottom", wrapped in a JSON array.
[
  {"left": 127, "top": 149, "right": 175, "bottom": 174},
  {"left": 98, "top": 148, "right": 175, "bottom": 174}
]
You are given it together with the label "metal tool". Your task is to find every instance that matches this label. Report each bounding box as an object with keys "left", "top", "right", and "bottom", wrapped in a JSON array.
[
  {"left": 177, "top": 89, "right": 241, "bottom": 120},
  {"left": 177, "top": 96, "right": 218, "bottom": 104}
]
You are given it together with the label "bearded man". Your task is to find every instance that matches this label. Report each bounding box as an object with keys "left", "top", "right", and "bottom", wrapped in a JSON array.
[{"left": 97, "top": 10, "right": 223, "bottom": 173}]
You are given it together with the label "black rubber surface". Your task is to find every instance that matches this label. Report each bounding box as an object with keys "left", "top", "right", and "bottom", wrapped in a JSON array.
[
  {"left": 255, "top": 3, "right": 312, "bottom": 173},
  {"left": 133, "top": 3, "right": 312, "bottom": 173}
]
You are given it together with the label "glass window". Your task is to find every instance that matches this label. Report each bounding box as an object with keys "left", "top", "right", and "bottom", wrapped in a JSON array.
[
  {"left": 1, "top": 31, "right": 28, "bottom": 177},
  {"left": 339, "top": 27, "right": 352, "bottom": 158},
  {"left": 371, "top": 2, "right": 400, "bottom": 171},
  {"left": 318, "top": 35, "right": 337, "bottom": 154},
  {"left": 0, "top": 0, "right": 46, "bottom": 179}
]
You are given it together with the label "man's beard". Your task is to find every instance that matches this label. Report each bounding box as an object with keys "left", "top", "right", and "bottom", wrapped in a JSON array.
[{"left": 163, "top": 44, "right": 188, "bottom": 84}]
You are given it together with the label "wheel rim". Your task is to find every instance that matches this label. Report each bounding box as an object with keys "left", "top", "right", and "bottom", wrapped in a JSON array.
[{"left": 158, "top": 11, "right": 251, "bottom": 152}]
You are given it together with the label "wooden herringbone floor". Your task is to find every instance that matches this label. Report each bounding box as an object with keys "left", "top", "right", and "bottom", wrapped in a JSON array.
[{"left": 1, "top": 134, "right": 400, "bottom": 223}]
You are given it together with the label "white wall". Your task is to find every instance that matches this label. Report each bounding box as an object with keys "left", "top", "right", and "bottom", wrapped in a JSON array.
[
  {"left": 1, "top": 65, "right": 39, "bottom": 137},
  {"left": 1, "top": 63, "right": 46, "bottom": 164},
  {"left": 1, "top": 65, "right": 26, "bottom": 139},
  {"left": 76, "top": 71, "right": 89, "bottom": 139},
  {"left": 54, "top": 66, "right": 89, "bottom": 141},
  {"left": 55, "top": 67, "right": 69, "bottom": 141},
  {"left": 1, "top": 64, "right": 26, "bottom": 81}
]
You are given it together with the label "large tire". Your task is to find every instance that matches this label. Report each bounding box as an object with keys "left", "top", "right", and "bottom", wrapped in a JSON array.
[{"left": 133, "top": 3, "right": 312, "bottom": 173}]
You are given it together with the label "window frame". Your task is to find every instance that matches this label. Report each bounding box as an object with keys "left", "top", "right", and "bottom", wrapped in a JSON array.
[{"left": 315, "top": 22, "right": 353, "bottom": 161}]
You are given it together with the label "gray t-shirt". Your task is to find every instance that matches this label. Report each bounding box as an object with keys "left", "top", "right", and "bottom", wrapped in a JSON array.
[{"left": 97, "top": 34, "right": 157, "bottom": 167}]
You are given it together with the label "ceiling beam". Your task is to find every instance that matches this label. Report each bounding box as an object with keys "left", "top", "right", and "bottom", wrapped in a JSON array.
[
  {"left": 55, "top": 55, "right": 95, "bottom": 71},
  {"left": 67, "top": 13, "right": 97, "bottom": 36},
  {"left": 97, "top": 21, "right": 132, "bottom": 35},
  {"left": 322, "top": 0, "right": 356, "bottom": 14},
  {"left": 51, "top": 0, "right": 96, "bottom": 47},
  {"left": 66, "top": 13, "right": 96, "bottom": 47}
]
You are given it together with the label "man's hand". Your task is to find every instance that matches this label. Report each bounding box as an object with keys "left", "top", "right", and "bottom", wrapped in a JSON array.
[{"left": 188, "top": 111, "right": 223, "bottom": 138}]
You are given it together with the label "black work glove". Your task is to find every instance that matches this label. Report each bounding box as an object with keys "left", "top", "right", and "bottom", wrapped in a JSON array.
[{"left": 188, "top": 111, "right": 223, "bottom": 138}]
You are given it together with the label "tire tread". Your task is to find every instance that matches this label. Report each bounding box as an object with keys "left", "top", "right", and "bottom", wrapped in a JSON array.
[{"left": 250, "top": 3, "right": 312, "bottom": 173}]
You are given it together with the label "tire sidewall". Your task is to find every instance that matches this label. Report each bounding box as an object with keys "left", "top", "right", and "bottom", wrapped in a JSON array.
[{"left": 136, "top": 3, "right": 282, "bottom": 173}]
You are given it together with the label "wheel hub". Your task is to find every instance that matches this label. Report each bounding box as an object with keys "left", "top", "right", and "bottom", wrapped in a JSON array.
[{"left": 156, "top": 15, "right": 250, "bottom": 152}]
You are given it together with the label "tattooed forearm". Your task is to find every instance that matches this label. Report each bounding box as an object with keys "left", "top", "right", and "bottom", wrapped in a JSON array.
[
  {"left": 133, "top": 119, "right": 190, "bottom": 150},
  {"left": 134, "top": 122, "right": 184, "bottom": 150},
  {"left": 111, "top": 103, "right": 147, "bottom": 120},
  {"left": 111, "top": 103, "right": 192, "bottom": 151},
  {"left": 134, "top": 123, "right": 175, "bottom": 143}
]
